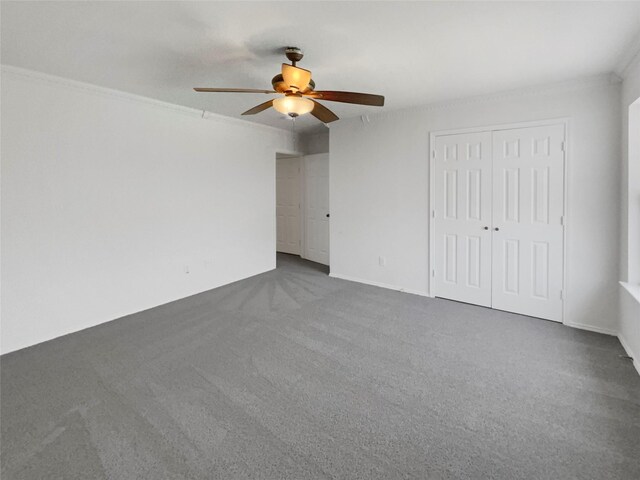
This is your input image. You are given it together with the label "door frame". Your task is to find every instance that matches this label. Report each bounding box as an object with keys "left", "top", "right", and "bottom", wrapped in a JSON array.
[{"left": 428, "top": 117, "right": 570, "bottom": 323}]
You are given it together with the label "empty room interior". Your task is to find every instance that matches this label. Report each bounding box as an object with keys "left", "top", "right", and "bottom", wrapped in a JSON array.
[{"left": 2, "top": 1, "right": 640, "bottom": 479}]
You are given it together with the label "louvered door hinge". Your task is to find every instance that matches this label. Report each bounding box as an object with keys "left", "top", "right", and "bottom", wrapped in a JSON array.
[
  {"left": 560, "top": 290, "right": 564, "bottom": 300},
  {"left": 561, "top": 141, "right": 565, "bottom": 152},
  {"left": 432, "top": 269, "right": 436, "bottom": 277},
  {"left": 560, "top": 215, "right": 564, "bottom": 226},
  {"left": 431, "top": 150, "right": 436, "bottom": 159}
]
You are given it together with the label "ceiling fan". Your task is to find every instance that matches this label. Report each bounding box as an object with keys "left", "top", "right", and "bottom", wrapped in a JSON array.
[{"left": 194, "top": 47, "right": 384, "bottom": 124}]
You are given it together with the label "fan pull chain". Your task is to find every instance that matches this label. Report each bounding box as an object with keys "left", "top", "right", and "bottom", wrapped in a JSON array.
[{"left": 291, "top": 115, "right": 297, "bottom": 152}]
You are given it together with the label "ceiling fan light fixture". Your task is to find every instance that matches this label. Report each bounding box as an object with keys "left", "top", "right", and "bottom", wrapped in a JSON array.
[
  {"left": 282, "top": 64, "right": 312, "bottom": 92},
  {"left": 194, "top": 46, "right": 384, "bottom": 124},
  {"left": 273, "top": 95, "right": 314, "bottom": 117}
]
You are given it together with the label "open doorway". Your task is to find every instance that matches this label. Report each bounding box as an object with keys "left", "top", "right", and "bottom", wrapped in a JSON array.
[
  {"left": 275, "top": 152, "right": 330, "bottom": 267},
  {"left": 276, "top": 153, "right": 302, "bottom": 255}
]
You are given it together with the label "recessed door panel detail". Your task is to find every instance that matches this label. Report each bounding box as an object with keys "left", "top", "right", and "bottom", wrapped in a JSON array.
[
  {"left": 467, "top": 170, "right": 481, "bottom": 220},
  {"left": 435, "top": 123, "right": 565, "bottom": 322},
  {"left": 503, "top": 139, "right": 520, "bottom": 159},
  {"left": 467, "top": 142, "right": 482, "bottom": 160},
  {"left": 531, "top": 242, "right": 549, "bottom": 299},
  {"left": 533, "top": 137, "right": 551, "bottom": 157},
  {"left": 531, "top": 167, "right": 550, "bottom": 224},
  {"left": 466, "top": 236, "right": 481, "bottom": 288},
  {"left": 503, "top": 168, "right": 520, "bottom": 222},
  {"left": 444, "top": 143, "right": 458, "bottom": 162},
  {"left": 444, "top": 170, "right": 458, "bottom": 219},
  {"left": 503, "top": 239, "right": 520, "bottom": 294},
  {"left": 444, "top": 234, "right": 457, "bottom": 283}
]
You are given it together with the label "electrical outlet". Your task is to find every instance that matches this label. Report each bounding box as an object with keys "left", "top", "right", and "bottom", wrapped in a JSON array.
[{"left": 379, "top": 256, "right": 386, "bottom": 267}]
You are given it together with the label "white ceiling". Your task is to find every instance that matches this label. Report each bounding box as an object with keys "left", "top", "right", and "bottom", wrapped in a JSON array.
[{"left": 2, "top": 1, "right": 640, "bottom": 133}]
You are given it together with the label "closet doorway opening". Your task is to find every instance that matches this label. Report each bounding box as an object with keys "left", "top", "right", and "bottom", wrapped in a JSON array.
[
  {"left": 429, "top": 119, "right": 568, "bottom": 322},
  {"left": 276, "top": 152, "right": 330, "bottom": 266}
]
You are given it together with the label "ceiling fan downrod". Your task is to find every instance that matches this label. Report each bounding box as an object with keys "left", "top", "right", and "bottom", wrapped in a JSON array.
[{"left": 285, "top": 47, "right": 304, "bottom": 67}]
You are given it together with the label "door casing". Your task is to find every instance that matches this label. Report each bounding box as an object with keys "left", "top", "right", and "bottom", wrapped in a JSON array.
[{"left": 429, "top": 117, "right": 569, "bottom": 323}]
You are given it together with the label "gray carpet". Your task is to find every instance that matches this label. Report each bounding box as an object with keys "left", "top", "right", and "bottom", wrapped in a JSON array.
[{"left": 2, "top": 253, "right": 639, "bottom": 480}]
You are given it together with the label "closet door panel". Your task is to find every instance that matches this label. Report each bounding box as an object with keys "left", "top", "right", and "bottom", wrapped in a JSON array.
[
  {"left": 434, "top": 132, "right": 493, "bottom": 307},
  {"left": 491, "top": 125, "right": 564, "bottom": 321}
]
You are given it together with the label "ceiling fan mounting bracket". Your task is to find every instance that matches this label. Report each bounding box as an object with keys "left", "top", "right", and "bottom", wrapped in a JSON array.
[{"left": 285, "top": 47, "right": 304, "bottom": 66}]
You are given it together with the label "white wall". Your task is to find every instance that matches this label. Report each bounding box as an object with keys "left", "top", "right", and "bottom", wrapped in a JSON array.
[
  {"left": 1, "top": 66, "right": 296, "bottom": 354},
  {"left": 300, "top": 129, "right": 330, "bottom": 155},
  {"left": 330, "top": 75, "right": 621, "bottom": 333}
]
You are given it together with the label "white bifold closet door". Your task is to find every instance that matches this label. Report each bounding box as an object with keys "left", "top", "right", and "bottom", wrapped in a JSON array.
[
  {"left": 434, "top": 132, "right": 493, "bottom": 307},
  {"left": 491, "top": 125, "right": 564, "bottom": 321},
  {"left": 434, "top": 124, "right": 565, "bottom": 322}
]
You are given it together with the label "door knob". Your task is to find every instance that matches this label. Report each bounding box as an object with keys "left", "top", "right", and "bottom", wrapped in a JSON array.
[
  {"left": 494, "top": 227, "right": 500, "bottom": 231},
  {"left": 483, "top": 226, "right": 489, "bottom": 230},
  {"left": 326, "top": 214, "right": 330, "bottom": 218}
]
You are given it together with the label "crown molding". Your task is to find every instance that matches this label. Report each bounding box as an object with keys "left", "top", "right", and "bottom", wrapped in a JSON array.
[
  {"left": 337, "top": 72, "right": 619, "bottom": 127},
  {"left": 0, "top": 64, "right": 295, "bottom": 136}
]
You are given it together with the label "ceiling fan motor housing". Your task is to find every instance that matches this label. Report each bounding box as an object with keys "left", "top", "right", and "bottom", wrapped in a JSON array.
[
  {"left": 272, "top": 74, "right": 315, "bottom": 93},
  {"left": 285, "top": 47, "right": 304, "bottom": 65}
]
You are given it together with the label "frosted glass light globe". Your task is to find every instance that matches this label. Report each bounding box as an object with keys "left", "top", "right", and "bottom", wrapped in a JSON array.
[{"left": 273, "top": 95, "right": 314, "bottom": 116}]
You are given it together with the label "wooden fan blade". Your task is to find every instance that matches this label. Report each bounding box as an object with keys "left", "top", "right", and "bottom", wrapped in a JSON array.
[
  {"left": 241, "top": 100, "right": 274, "bottom": 116},
  {"left": 310, "top": 100, "right": 339, "bottom": 124},
  {"left": 305, "top": 91, "right": 384, "bottom": 107},
  {"left": 194, "top": 88, "right": 276, "bottom": 94}
]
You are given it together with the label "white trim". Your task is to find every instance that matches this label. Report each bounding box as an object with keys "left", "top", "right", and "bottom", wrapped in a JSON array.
[
  {"left": 618, "top": 333, "right": 640, "bottom": 377},
  {"left": 428, "top": 134, "right": 437, "bottom": 298},
  {"left": 1, "top": 64, "right": 291, "bottom": 135},
  {"left": 428, "top": 116, "right": 571, "bottom": 138},
  {"left": 428, "top": 118, "right": 570, "bottom": 321},
  {"left": 563, "top": 321, "right": 617, "bottom": 337},
  {"left": 620, "top": 281, "right": 640, "bottom": 304},
  {"left": 329, "top": 273, "right": 429, "bottom": 297},
  {"left": 561, "top": 120, "right": 570, "bottom": 326},
  {"left": 299, "top": 155, "right": 307, "bottom": 260}
]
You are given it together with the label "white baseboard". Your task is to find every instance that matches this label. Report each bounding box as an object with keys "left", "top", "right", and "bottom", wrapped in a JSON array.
[
  {"left": 562, "top": 321, "right": 617, "bottom": 336},
  {"left": 618, "top": 333, "right": 640, "bottom": 377},
  {"left": 329, "top": 273, "right": 430, "bottom": 297}
]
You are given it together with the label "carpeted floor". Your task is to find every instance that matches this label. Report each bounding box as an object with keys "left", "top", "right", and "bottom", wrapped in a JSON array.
[{"left": 2, "top": 253, "right": 639, "bottom": 479}]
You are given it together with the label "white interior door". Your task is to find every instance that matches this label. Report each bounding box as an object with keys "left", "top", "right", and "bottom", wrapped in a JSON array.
[
  {"left": 276, "top": 157, "right": 301, "bottom": 255},
  {"left": 434, "top": 132, "right": 493, "bottom": 306},
  {"left": 491, "top": 125, "right": 565, "bottom": 321},
  {"left": 304, "top": 153, "right": 330, "bottom": 265}
]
